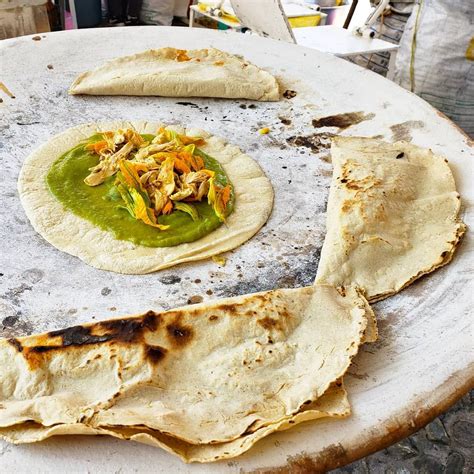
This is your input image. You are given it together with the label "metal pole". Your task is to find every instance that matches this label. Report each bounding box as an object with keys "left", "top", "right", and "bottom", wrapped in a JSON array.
[{"left": 343, "top": 0, "right": 359, "bottom": 29}]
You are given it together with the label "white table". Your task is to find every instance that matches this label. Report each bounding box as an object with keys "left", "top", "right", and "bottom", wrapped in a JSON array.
[
  {"left": 294, "top": 24, "right": 399, "bottom": 78},
  {"left": 0, "top": 26, "right": 472, "bottom": 473},
  {"left": 293, "top": 24, "right": 398, "bottom": 57}
]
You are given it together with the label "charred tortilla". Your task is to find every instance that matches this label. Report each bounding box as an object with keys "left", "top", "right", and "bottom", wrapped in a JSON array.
[{"left": 0, "top": 285, "right": 374, "bottom": 461}]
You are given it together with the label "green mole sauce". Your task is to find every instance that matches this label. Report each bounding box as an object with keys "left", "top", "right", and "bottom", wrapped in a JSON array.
[{"left": 47, "top": 133, "right": 234, "bottom": 248}]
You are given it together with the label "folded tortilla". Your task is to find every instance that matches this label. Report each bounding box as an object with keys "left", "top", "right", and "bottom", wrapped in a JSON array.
[
  {"left": 315, "top": 137, "right": 466, "bottom": 301},
  {"left": 69, "top": 47, "right": 280, "bottom": 101},
  {"left": 18, "top": 121, "right": 274, "bottom": 274},
  {"left": 0, "top": 381, "right": 349, "bottom": 462},
  {"left": 0, "top": 285, "right": 374, "bottom": 460}
]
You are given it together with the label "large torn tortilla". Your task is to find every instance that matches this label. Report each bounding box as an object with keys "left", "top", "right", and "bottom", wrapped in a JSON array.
[
  {"left": 18, "top": 121, "right": 274, "bottom": 274},
  {"left": 0, "top": 285, "right": 374, "bottom": 460},
  {"left": 315, "top": 137, "right": 466, "bottom": 302},
  {"left": 69, "top": 47, "right": 280, "bottom": 101},
  {"left": 0, "top": 382, "right": 349, "bottom": 463}
]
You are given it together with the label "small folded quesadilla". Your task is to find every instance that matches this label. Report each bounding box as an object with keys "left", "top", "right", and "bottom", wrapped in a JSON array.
[
  {"left": 69, "top": 47, "right": 280, "bottom": 101},
  {"left": 18, "top": 121, "right": 273, "bottom": 274},
  {"left": 316, "top": 137, "right": 466, "bottom": 301},
  {"left": 0, "top": 285, "right": 375, "bottom": 462}
]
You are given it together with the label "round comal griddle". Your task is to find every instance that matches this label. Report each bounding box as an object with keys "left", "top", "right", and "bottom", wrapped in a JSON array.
[{"left": 0, "top": 26, "right": 472, "bottom": 473}]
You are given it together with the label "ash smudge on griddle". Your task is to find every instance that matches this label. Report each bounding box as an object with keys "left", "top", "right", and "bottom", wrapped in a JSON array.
[
  {"left": 287, "top": 132, "right": 335, "bottom": 154},
  {"left": 312, "top": 111, "right": 375, "bottom": 130},
  {"left": 159, "top": 275, "right": 181, "bottom": 285},
  {"left": 187, "top": 295, "right": 203, "bottom": 305},
  {"left": 175, "top": 101, "right": 199, "bottom": 108},
  {"left": 215, "top": 246, "right": 321, "bottom": 297},
  {"left": 3, "top": 284, "right": 33, "bottom": 306},
  {"left": 283, "top": 90, "right": 297, "bottom": 99},
  {"left": 390, "top": 120, "right": 424, "bottom": 142},
  {"left": 175, "top": 101, "right": 209, "bottom": 113},
  {"left": 214, "top": 276, "right": 276, "bottom": 298},
  {"left": 21, "top": 268, "right": 44, "bottom": 284},
  {"left": 1, "top": 314, "right": 36, "bottom": 338}
]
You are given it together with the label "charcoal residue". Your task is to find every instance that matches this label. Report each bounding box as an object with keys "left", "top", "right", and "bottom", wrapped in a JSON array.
[
  {"left": 175, "top": 101, "right": 200, "bottom": 108},
  {"left": 2, "top": 315, "right": 19, "bottom": 327},
  {"left": 159, "top": 275, "right": 182, "bottom": 285},
  {"left": 3, "top": 284, "right": 33, "bottom": 306},
  {"left": 283, "top": 90, "right": 297, "bottom": 99},
  {"left": 287, "top": 132, "right": 336, "bottom": 153},
  {"left": 390, "top": 120, "right": 425, "bottom": 142},
  {"left": 312, "top": 111, "right": 375, "bottom": 130},
  {"left": 214, "top": 276, "right": 276, "bottom": 299},
  {"left": 187, "top": 295, "right": 203, "bottom": 305}
]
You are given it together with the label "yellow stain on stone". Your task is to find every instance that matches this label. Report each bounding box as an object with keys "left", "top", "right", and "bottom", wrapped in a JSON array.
[{"left": 466, "top": 37, "right": 474, "bottom": 61}]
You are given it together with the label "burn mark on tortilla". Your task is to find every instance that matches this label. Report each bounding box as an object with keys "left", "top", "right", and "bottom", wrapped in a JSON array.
[
  {"left": 396, "top": 152, "right": 405, "bottom": 159},
  {"left": 258, "top": 317, "right": 282, "bottom": 331},
  {"left": 208, "top": 315, "right": 219, "bottom": 322},
  {"left": 287, "top": 132, "right": 335, "bottom": 154},
  {"left": 46, "top": 325, "right": 110, "bottom": 348},
  {"left": 166, "top": 323, "right": 193, "bottom": 347},
  {"left": 144, "top": 345, "right": 167, "bottom": 364},
  {"left": 97, "top": 315, "right": 157, "bottom": 343},
  {"left": 32, "top": 36, "right": 41, "bottom": 41},
  {"left": 7, "top": 338, "right": 23, "bottom": 352},
  {"left": 243, "top": 419, "right": 261, "bottom": 435},
  {"left": 279, "top": 117, "right": 292, "bottom": 125},
  {"left": 22, "top": 311, "right": 160, "bottom": 359},
  {"left": 215, "top": 303, "right": 239, "bottom": 314},
  {"left": 312, "top": 112, "right": 375, "bottom": 130},
  {"left": 283, "top": 90, "right": 297, "bottom": 99}
]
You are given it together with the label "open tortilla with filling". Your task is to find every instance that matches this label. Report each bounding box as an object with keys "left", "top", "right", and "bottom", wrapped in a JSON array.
[
  {"left": 69, "top": 47, "right": 280, "bottom": 101},
  {"left": 18, "top": 121, "right": 274, "bottom": 274},
  {"left": 315, "top": 137, "right": 466, "bottom": 301},
  {"left": 0, "top": 285, "right": 375, "bottom": 462}
]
